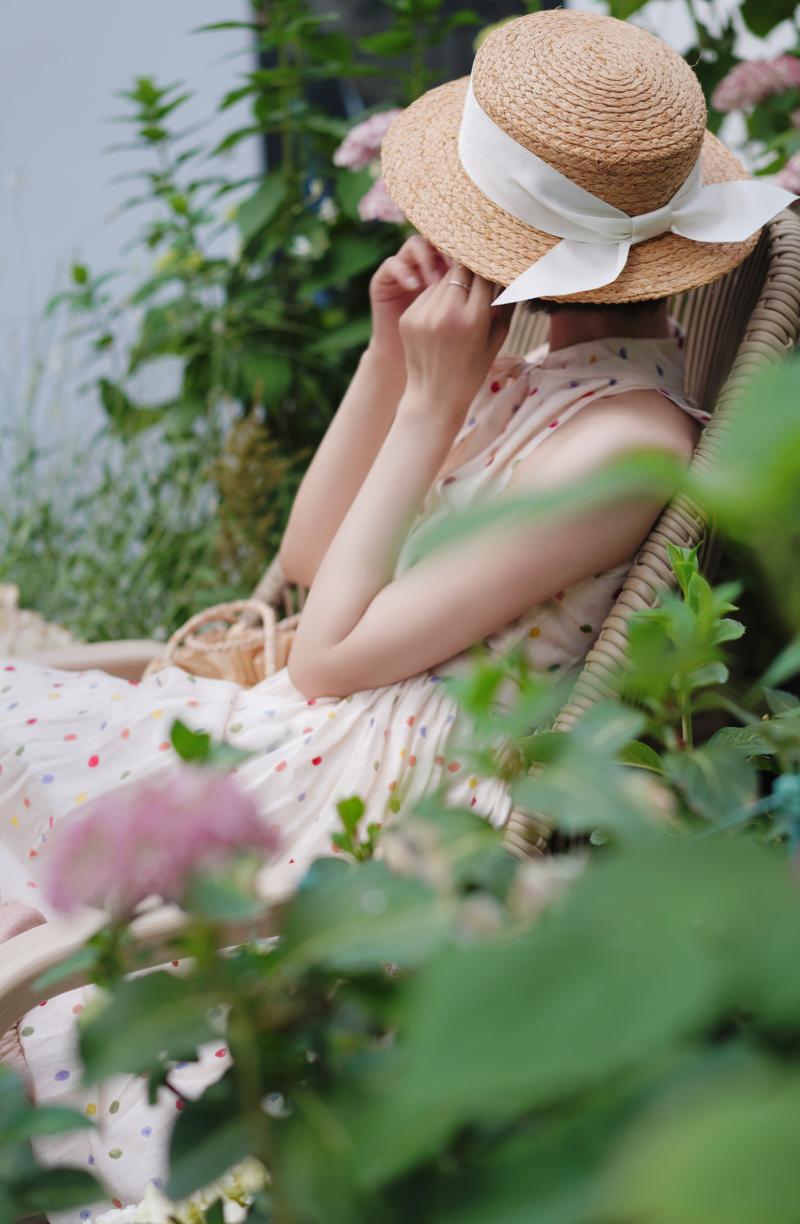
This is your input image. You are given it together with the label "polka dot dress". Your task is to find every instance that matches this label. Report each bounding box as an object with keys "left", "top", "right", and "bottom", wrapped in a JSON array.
[{"left": 0, "top": 325, "right": 707, "bottom": 1218}]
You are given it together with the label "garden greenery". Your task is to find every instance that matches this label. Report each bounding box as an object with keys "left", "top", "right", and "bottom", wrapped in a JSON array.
[
  {"left": 3, "top": 2, "right": 800, "bottom": 1219},
  {"left": 3, "top": 355, "right": 800, "bottom": 1222}
]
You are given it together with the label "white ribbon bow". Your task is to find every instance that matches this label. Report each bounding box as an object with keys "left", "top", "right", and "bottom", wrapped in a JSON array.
[{"left": 457, "top": 80, "right": 796, "bottom": 305}]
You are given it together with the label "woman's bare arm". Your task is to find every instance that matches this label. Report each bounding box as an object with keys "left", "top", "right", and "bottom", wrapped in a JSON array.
[
  {"left": 279, "top": 237, "right": 447, "bottom": 586},
  {"left": 287, "top": 271, "right": 696, "bottom": 699}
]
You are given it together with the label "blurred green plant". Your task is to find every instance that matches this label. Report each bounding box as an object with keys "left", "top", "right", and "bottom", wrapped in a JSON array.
[{"left": 21, "top": 353, "right": 800, "bottom": 1221}]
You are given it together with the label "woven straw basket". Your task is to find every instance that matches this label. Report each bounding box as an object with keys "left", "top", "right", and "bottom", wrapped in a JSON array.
[{"left": 143, "top": 600, "right": 299, "bottom": 686}]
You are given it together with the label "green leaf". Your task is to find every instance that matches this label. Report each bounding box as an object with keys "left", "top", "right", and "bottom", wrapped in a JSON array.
[
  {"left": 240, "top": 352, "right": 292, "bottom": 408},
  {"left": 602, "top": 1062, "right": 800, "bottom": 1224},
  {"left": 335, "top": 167, "right": 374, "bottom": 221},
  {"left": 277, "top": 858, "right": 455, "bottom": 974},
  {"left": 309, "top": 316, "right": 372, "bottom": 357},
  {"left": 760, "top": 635, "right": 800, "bottom": 689},
  {"left": 301, "top": 234, "right": 391, "bottom": 295},
  {"left": 345, "top": 838, "right": 800, "bottom": 1189},
  {"left": 167, "top": 1072, "right": 252, "bottom": 1199},
  {"left": 0, "top": 1066, "right": 28, "bottom": 1130},
  {"left": 764, "top": 687, "right": 800, "bottom": 715},
  {"left": 13, "top": 1167, "right": 105, "bottom": 1212},
  {"left": 430, "top": 1087, "right": 635, "bottom": 1224},
  {"left": 337, "top": 796, "right": 365, "bottom": 838},
  {"left": 5, "top": 1103, "right": 94, "bottom": 1141},
  {"left": 512, "top": 702, "right": 650, "bottom": 840},
  {"left": 712, "top": 618, "right": 745, "bottom": 645},
  {"left": 237, "top": 178, "right": 287, "bottom": 244},
  {"left": 79, "top": 971, "right": 220, "bottom": 1082},
  {"left": 685, "top": 661, "right": 729, "bottom": 689},
  {"left": 709, "top": 723, "right": 780, "bottom": 760},
  {"left": 662, "top": 741, "right": 757, "bottom": 824},
  {"left": 359, "top": 30, "right": 415, "bottom": 55},
  {"left": 99, "top": 378, "right": 172, "bottom": 436},
  {"left": 410, "top": 450, "right": 684, "bottom": 562},
  {"left": 71, "top": 262, "right": 89, "bottom": 285},
  {"left": 171, "top": 718, "right": 211, "bottom": 762},
  {"left": 617, "top": 740, "right": 665, "bottom": 773},
  {"left": 607, "top": 0, "right": 650, "bottom": 15}
]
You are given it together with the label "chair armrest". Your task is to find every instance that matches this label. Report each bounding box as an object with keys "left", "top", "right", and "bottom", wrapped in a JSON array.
[{"left": 0, "top": 903, "right": 282, "bottom": 1034}]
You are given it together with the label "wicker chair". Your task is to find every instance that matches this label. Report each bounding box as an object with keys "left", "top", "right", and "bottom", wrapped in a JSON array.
[{"left": 3, "top": 211, "right": 800, "bottom": 1038}]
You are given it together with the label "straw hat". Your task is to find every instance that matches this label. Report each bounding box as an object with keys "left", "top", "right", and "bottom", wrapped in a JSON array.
[{"left": 381, "top": 9, "right": 761, "bottom": 303}]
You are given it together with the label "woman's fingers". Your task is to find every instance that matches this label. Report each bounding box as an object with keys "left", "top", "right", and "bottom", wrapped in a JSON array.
[
  {"left": 468, "top": 273, "right": 497, "bottom": 309},
  {"left": 408, "top": 236, "right": 444, "bottom": 286}
]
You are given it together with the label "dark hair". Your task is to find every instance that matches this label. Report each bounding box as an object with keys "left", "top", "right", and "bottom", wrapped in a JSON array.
[{"left": 524, "top": 297, "right": 667, "bottom": 316}]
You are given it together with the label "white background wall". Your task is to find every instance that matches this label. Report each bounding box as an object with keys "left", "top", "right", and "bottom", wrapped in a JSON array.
[{"left": 0, "top": 0, "right": 258, "bottom": 445}]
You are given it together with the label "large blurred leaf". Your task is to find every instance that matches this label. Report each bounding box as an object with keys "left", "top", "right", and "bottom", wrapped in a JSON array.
[
  {"left": 410, "top": 450, "right": 683, "bottom": 563},
  {"left": 602, "top": 1059, "right": 800, "bottom": 1224},
  {"left": 80, "top": 971, "right": 220, "bottom": 1082},
  {"left": 276, "top": 857, "right": 455, "bottom": 974},
  {"left": 167, "top": 1072, "right": 252, "bottom": 1199},
  {"left": 12, "top": 1166, "right": 105, "bottom": 1213},
  {"left": 427, "top": 1085, "right": 640, "bottom": 1224},
  {"left": 342, "top": 837, "right": 800, "bottom": 1188}
]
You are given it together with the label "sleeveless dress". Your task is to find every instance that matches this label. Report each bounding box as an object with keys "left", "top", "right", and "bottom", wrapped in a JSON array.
[{"left": 0, "top": 328, "right": 707, "bottom": 1219}]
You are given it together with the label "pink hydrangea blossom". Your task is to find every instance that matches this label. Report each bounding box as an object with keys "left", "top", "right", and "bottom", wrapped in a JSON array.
[
  {"left": 357, "top": 178, "right": 405, "bottom": 225},
  {"left": 776, "top": 152, "right": 800, "bottom": 193},
  {"left": 712, "top": 55, "right": 800, "bottom": 113},
  {"left": 333, "top": 109, "right": 403, "bottom": 171},
  {"left": 45, "top": 768, "right": 280, "bottom": 916}
]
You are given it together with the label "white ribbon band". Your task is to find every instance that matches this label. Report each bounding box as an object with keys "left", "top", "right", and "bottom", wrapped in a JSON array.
[{"left": 457, "top": 80, "right": 796, "bottom": 304}]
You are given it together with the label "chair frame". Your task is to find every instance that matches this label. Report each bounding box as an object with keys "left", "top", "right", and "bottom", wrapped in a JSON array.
[{"left": 4, "top": 210, "right": 800, "bottom": 1034}]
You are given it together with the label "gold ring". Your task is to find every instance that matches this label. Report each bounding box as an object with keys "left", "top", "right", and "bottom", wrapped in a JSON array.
[{"left": 448, "top": 279, "right": 471, "bottom": 290}]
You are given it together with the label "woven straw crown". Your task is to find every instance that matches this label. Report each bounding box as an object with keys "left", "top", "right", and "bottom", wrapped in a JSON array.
[{"left": 381, "top": 9, "right": 760, "bottom": 303}]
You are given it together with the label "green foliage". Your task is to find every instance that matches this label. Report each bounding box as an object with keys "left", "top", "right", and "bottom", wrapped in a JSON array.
[
  {"left": 0, "top": 422, "right": 231, "bottom": 641},
  {"left": 12, "top": 5, "right": 800, "bottom": 1219}
]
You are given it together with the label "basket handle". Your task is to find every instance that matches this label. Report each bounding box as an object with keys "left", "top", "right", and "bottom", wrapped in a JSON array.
[{"left": 161, "top": 600, "right": 278, "bottom": 675}]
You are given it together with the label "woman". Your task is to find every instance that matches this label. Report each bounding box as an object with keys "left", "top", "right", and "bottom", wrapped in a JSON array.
[{"left": 0, "top": 9, "right": 793, "bottom": 1218}]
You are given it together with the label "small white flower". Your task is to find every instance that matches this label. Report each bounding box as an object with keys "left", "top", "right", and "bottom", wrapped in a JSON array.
[
  {"left": 289, "top": 235, "right": 313, "bottom": 258},
  {"left": 319, "top": 196, "right": 338, "bottom": 223}
]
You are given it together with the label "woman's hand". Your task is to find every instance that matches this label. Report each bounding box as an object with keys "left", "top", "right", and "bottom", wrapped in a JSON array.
[
  {"left": 369, "top": 236, "right": 448, "bottom": 365},
  {"left": 398, "top": 265, "right": 512, "bottom": 431}
]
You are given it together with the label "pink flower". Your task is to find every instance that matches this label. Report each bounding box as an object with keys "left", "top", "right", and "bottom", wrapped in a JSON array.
[
  {"left": 357, "top": 178, "right": 405, "bottom": 225},
  {"left": 333, "top": 109, "right": 403, "bottom": 171},
  {"left": 776, "top": 152, "right": 800, "bottom": 193},
  {"left": 712, "top": 55, "right": 800, "bottom": 112},
  {"left": 45, "top": 768, "right": 279, "bottom": 916}
]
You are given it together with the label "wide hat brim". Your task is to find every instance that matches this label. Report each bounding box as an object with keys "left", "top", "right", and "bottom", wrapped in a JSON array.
[{"left": 381, "top": 76, "right": 761, "bottom": 304}]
